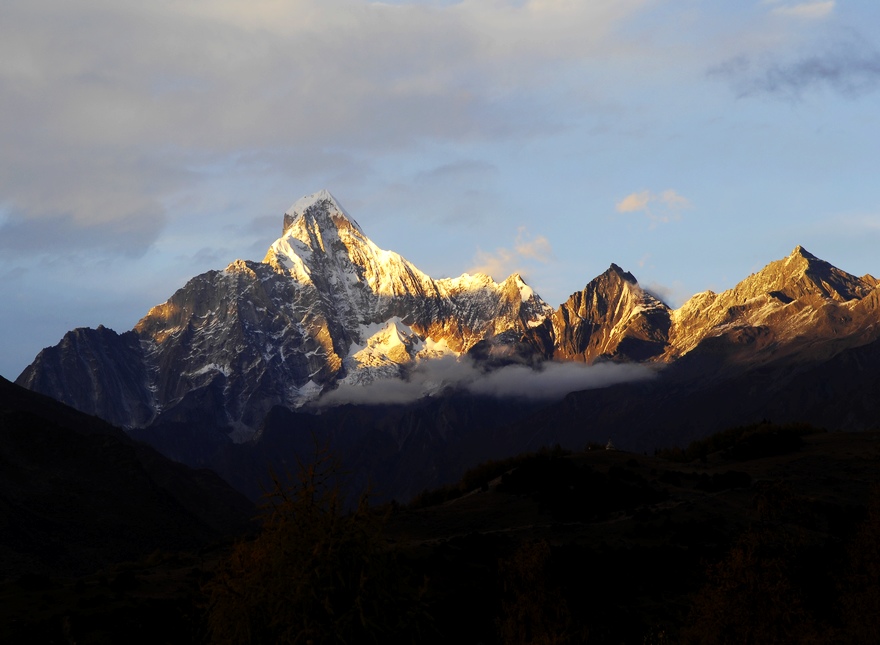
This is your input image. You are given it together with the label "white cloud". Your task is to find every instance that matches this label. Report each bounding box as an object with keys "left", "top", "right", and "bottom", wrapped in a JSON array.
[
  {"left": 642, "top": 281, "right": 690, "bottom": 309},
  {"left": 658, "top": 189, "right": 691, "bottom": 210},
  {"left": 514, "top": 228, "right": 554, "bottom": 262},
  {"left": 467, "top": 360, "right": 655, "bottom": 401},
  {"left": 807, "top": 213, "right": 880, "bottom": 237},
  {"left": 470, "top": 247, "right": 518, "bottom": 280},
  {"left": 616, "top": 189, "right": 691, "bottom": 225},
  {"left": 470, "top": 227, "right": 554, "bottom": 279},
  {"left": 319, "top": 354, "right": 656, "bottom": 406},
  {"left": 616, "top": 190, "right": 653, "bottom": 214}
]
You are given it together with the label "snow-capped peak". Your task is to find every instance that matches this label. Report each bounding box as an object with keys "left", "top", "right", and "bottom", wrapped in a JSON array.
[
  {"left": 501, "top": 273, "right": 537, "bottom": 303},
  {"left": 281, "top": 189, "right": 363, "bottom": 236}
]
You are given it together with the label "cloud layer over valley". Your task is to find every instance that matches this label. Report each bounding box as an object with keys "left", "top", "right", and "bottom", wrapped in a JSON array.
[{"left": 318, "top": 356, "right": 657, "bottom": 407}]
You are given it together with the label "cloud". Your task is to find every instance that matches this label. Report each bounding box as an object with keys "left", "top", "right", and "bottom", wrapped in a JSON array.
[
  {"left": 467, "top": 361, "right": 655, "bottom": 401},
  {"left": 413, "top": 160, "right": 498, "bottom": 185},
  {"left": 641, "top": 281, "right": 690, "bottom": 309},
  {"left": 709, "top": 35, "right": 880, "bottom": 99},
  {"left": 0, "top": 0, "right": 650, "bottom": 258},
  {"left": 514, "top": 228, "right": 554, "bottom": 262},
  {"left": 470, "top": 227, "right": 554, "bottom": 279},
  {"left": 319, "top": 355, "right": 656, "bottom": 406},
  {"left": 0, "top": 208, "right": 165, "bottom": 258},
  {"left": 616, "top": 189, "right": 691, "bottom": 225},
  {"left": 804, "top": 212, "right": 880, "bottom": 239},
  {"left": 770, "top": 2, "right": 835, "bottom": 19},
  {"left": 0, "top": 142, "right": 183, "bottom": 256},
  {"left": 616, "top": 191, "right": 652, "bottom": 214},
  {"left": 187, "top": 246, "right": 231, "bottom": 267},
  {"left": 470, "top": 248, "right": 519, "bottom": 280}
]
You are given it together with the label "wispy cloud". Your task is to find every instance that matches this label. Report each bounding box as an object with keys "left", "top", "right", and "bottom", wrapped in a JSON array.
[
  {"left": 709, "top": 34, "right": 880, "bottom": 100},
  {"left": 470, "top": 227, "right": 554, "bottom": 279},
  {"left": 808, "top": 213, "right": 880, "bottom": 237},
  {"left": 514, "top": 228, "right": 554, "bottom": 262},
  {"left": 642, "top": 281, "right": 690, "bottom": 309},
  {"left": 616, "top": 189, "right": 691, "bottom": 226},
  {"left": 770, "top": 2, "right": 835, "bottom": 19}
]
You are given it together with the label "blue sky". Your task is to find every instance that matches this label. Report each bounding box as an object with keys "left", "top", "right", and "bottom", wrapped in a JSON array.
[{"left": 2, "top": 0, "right": 879, "bottom": 379}]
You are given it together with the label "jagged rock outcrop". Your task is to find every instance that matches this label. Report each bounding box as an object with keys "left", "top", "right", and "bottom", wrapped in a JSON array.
[
  {"left": 544, "top": 245, "right": 880, "bottom": 371},
  {"left": 550, "top": 264, "right": 671, "bottom": 362}
]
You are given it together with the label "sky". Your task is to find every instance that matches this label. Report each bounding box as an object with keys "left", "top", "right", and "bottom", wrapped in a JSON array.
[{"left": 2, "top": 0, "right": 880, "bottom": 380}]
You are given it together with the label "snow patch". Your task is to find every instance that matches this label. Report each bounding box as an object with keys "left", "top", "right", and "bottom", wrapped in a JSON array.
[
  {"left": 295, "top": 379, "right": 324, "bottom": 404},
  {"left": 190, "top": 363, "right": 231, "bottom": 377}
]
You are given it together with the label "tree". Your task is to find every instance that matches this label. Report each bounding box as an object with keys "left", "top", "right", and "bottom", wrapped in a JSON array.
[
  {"left": 203, "top": 445, "right": 425, "bottom": 644},
  {"left": 682, "top": 484, "right": 827, "bottom": 645},
  {"left": 497, "top": 540, "right": 576, "bottom": 645},
  {"left": 839, "top": 487, "right": 880, "bottom": 644}
]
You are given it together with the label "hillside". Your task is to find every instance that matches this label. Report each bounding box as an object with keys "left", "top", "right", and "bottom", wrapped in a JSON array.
[{"left": 0, "top": 376, "right": 254, "bottom": 580}]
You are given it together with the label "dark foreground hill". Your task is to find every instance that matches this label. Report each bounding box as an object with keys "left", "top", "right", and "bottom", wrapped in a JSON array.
[
  {"left": 0, "top": 376, "right": 254, "bottom": 580},
  {"left": 6, "top": 424, "right": 880, "bottom": 644},
  {"left": 384, "top": 427, "right": 880, "bottom": 643}
]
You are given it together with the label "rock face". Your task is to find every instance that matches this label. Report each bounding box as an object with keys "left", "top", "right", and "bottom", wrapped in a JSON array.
[
  {"left": 16, "top": 190, "right": 880, "bottom": 448},
  {"left": 15, "top": 326, "right": 153, "bottom": 430}
]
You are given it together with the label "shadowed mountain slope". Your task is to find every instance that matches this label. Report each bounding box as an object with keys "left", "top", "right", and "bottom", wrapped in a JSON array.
[{"left": 0, "top": 376, "right": 253, "bottom": 579}]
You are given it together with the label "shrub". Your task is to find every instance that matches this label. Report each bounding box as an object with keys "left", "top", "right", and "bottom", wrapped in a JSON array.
[
  {"left": 408, "top": 446, "right": 572, "bottom": 509},
  {"left": 658, "top": 422, "right": 822, "bottom": 463}
]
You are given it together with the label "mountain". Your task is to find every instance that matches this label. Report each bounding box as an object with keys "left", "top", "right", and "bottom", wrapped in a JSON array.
[
  {"left": 545, "top": 244, "right": 880, "bottom": 375},
  {"left": 549, "top": 263, "right": 671, "bottom": 362},
  {"left": 19, "top": 190, "right": 552, "bottom": 439},
  {"left": 510, "top": 247, "right": 880, "bottom": 453},
  {"left": 665, "top": 245, "right": 880, "bottom": 369},
  {"left": 15, "top": 190, "right": 880, "bottom": 501},
  {"left": 0, "top": 375, "right": 253, "bottom": 578}
]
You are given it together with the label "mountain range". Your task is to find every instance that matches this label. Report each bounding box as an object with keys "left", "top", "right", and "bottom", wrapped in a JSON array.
[{"left": 16, "top": 190, "right": 880, "bottom": 500}]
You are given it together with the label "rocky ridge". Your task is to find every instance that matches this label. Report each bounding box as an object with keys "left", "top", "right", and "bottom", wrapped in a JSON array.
[
  {"left": 16, "top": 191, "right": 880, "bottom": 443},
  {"left": 664, "top": 245, "right": 880, "bottom": 370}
]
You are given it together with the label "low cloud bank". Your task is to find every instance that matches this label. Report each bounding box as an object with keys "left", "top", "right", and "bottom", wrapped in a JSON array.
[{"left": 318, "top": 356, "right": 657, "bottom": 407}]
